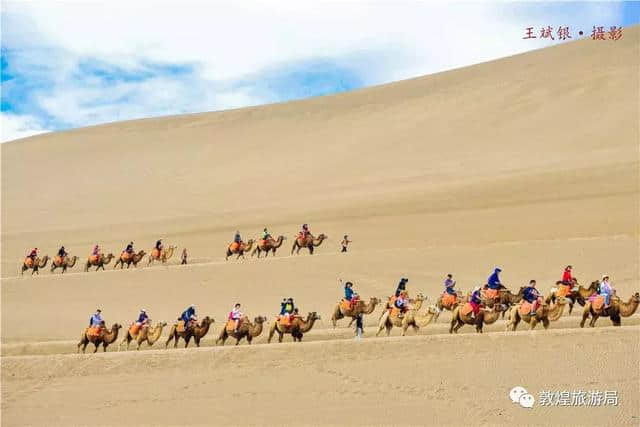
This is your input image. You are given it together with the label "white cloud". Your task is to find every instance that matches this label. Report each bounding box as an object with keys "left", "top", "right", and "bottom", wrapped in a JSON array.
[
  {"left": 1, "top": 1, "right": 625, "bottom": 133},
  {"left": 0, "top": 113, "right": 50, "bottom": 143}
]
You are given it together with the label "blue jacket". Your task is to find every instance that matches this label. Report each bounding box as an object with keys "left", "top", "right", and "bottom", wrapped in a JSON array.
[
  {"left": 470, "top": 290, "right": 482, "bottom": 304},
  {"left": 487, "top": 270, "right": 502, "bottom": 289},
  {"left": 181, "top": 307, "right": 195, "bottom": 323},
  {"left": 522, "top": 287, "right": 539, "bottom": 303},
  {"left": 345, "top": 286, "right": 354, "bottom": 300},
  {"left": 137, "top": 312, "right": 148, "bottom": 323},
  {"left": 89, "top": 313, "right": 102, "bottom": 326}
]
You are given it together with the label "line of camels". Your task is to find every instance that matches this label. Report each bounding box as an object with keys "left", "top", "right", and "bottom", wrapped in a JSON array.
[
  {"left": 77, "top": 279, "right": 640, "bottom": 353},
  {"left": 21, "top": 232, "right": 329, "bottom": 276}
]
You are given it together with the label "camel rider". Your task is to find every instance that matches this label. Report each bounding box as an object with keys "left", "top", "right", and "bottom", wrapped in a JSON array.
[
  {"left": 444, "top": 274, "right": 456, "bottom": 295},
  {"left": 562, "top": 265, "right": 573, "bottom": 285},
  {"left": 125, "top": 242, "right": 134, "bottom": 255},
  {"left": 395, "top": 293, "right": 408, "bottom": 318},
  {"left": 343, "top": 281, "right": 358, "bottom": 309},
  {"left": 89, "top": 309, "right": 103, "bottom": 327},
  {"left": 279, "top": 299, "right": 288, "bottom": 316},
  {"left": 487, "top": 268, "right": 502, "bottom": 290},
  {"left": 282, "top": 298, "right": 295, "bottom": 323},
  {"left": 395, "top": 277, "right": 408, "bottom": 297},
  {"left": 57, "top": 246, "right": 67, "bottom": 259},
  {"left": 301, "top": 224, "right": 310, "bottom": 238},
  {"left": 469, "top": 286, "right": 483, "bottom": 317},
  {"left": 522, "top": 280, "right": 541, "bottom": 316},
  {"left": 600, "top": 275, "right": 613, "bottom": 309},
  {"left": 180, "top": 304, "right": 197, "bottom": 328},
  {"left": 92, "top": 244, "right": 100, "bottom": 258},
  {"left": 155, "top": 239, "right": 163, "bottom": 251},
  {"left": 28, "top": 248, "right": 38, "bottom": 260},
  {"left": 229, "top": 303, "right": 243, "bottom": 333},
  {"left": 262, "top": 228, "right": 271, "bottom": 242},
  {"left": 136, "top": 309, "right": 149, "bottom": 327}
]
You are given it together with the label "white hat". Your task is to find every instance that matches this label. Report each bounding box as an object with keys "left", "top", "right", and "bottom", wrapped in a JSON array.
[
  {"left": 141, "top": 308, "right": 146, "bottom": 312},
  {"left": 602, "top": 274, "right": 609, "bottom": 280},
  {"left": 190, "top": 304, "right": 196, "bottom": 308}
]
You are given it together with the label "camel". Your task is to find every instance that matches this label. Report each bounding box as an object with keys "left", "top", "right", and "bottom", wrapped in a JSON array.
[
  {"left": 21, "top": 255, "right": 49, "bottom": 276},
  {"left": 479, "top": 286, "right": 525, "bottom": 317},
  {"left": 84, "top": 253, "right": 114, "bottom": 272},
  {"left": 331, "top": 297, "right": 380, "bottom": 327},
  {"left": 291, "top": 233, "right": 327, "bottom": 255},
  {"left": 50, "top": 255, "right": 78, "bottom": 274},
  {"left": 226, "top": 240, "right": 254, "bottom": 260},
  {"left": 506, "top": 298, "right": 567, "bottom": 331},
  {"left": 580, "top": 292, "right": 640, "bottom": 328},
  {"left": 148, "top": 245, "right": 176, "bottom": 265},
  {"left": 119, "top": 321, "right": 167, "bottom": 350},
  {"left": 216, "top": 316, "right": 267, "bottom": 345},
  {"left": 449, "top": 304, "right": 502, "bottom": 334},
  {"left": 165, "top": 316, "right": 214, "bottom": 348},
  {"left": 376, "top": 293, "right": 425, "bottom": 336},
  {"left": 545, "top": 280, "right": 599, "bottom": 315},
  {"left": 268, "top": 312, "right": 321, "bottom": 343},
  {"left": 401, "top": 306, "right": 439, "bottom": 336},
  {"left": 251, "top": 236, "right": 287, "bottom": 258},
  {"left": 114, "top": 250, "right": 146, "bottom": 269},
  {"left": 78, "top": 322, "right": 122, "bottom": 353}
]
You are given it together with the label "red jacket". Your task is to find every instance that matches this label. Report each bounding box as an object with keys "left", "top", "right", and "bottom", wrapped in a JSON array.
[{"left": 562, "top": 269, "right": 572, "bottom": 283}]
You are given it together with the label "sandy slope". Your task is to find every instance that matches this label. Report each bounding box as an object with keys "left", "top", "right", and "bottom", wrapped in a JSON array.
[{"left": 2, "top": 27, "right": 639, "bottom": 426}]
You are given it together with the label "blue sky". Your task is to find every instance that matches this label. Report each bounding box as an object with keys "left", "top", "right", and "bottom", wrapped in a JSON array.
[{"left": 1, "top": 1, "right": 637, "bottom": 142}]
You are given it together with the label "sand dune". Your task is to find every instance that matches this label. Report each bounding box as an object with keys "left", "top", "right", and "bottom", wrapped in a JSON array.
[{"left": 2, "top": 27, "right": 639, "bottom": 426}]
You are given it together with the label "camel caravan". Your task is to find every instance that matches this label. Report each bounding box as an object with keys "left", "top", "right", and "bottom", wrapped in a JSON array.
[{"left": 75, "top": 270, "right": 638, "bottom": 355}]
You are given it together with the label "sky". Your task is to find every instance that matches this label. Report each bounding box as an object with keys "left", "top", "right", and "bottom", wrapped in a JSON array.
[{"left": 1, "top": 1, "right": 638, "bottom": 142}]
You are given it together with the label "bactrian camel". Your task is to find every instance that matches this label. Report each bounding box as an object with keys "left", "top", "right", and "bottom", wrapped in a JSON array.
[
  {"left": 114, "top": 250, "right": 146, "bottom": 269},
  {"left": 506, "top": 298, "right": 567, "bottom": 331},
  {"left": 251, "top": 236, "right": 286, "bottom": 258},
  {"left": 580, "top": 292, "right": 640, "bottom": 328},
  {"left": 78, "top": 323, "right": 122, "bottom": 353},
  {"left": 216, "top": 316, "right": 267, "bottom": 345},
  {"left": 85, "top": 253, "right": 115, "bottom": 272},
  {"left": 268, "top": 312, "right": 321, "bottom": 343},
  {"left": 545, "top": 280, "right": 599, "bottom": 315},
  {"left": 165, "top": 316, "right": 214, "bottom": 348},
  {"left": 449, "top": 304, "right": 502, "bottom": 334},
  {"left": 376, "top": 293, "right": 427, "bottom": 336},
  {"left": 119, "top": 321, "right": 167, "bottom": 350},
  {"left": 331, "top": 297, "right": 380, "bottom": 328},
  {"left": 21, "top": 255, "right": 49, "bottom": 276},
  {"left": 226, "top": 240, "right": 254, "bottom": 260},
  {"left": 50, "top": 255, "right": 78, "bottom": 274},
  {"left": 148, "top": 246, "right": 176, "bottom": 265},
  {"left": 291, "top": 233, "right": 327, "bottom": 255}
]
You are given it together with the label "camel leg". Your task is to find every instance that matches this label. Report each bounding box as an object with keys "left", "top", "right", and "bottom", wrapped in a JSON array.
[
  {"left": 93, "top": 342, "right": 99, "bottom": 353},
  {"left": 453, "top": 320, "right": 463, "bottom": 333},
  {"left": 103, "top": 343, "right": 108, "bottom": 352},
  {"left": 542, "top": 317, "right": 550, "bottom": 329},
  {"left": 589, "top": 314, "right": 598, "bottom": 328},
  {"left": 268, "top": 325, "right": 276, "bottom": 343},
  {"left": 611, "top": 312, "right": 621, "bottom": 326}
]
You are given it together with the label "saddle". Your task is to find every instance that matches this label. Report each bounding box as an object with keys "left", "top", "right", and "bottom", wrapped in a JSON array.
[
  {"left": 225, "top": 318, "right": 243, "bottom": 332},
  {"left": 54, "top": 256, "right": 64, "bottom": 265},
  {"left": 556, "top": 284, "right": 572, "bottom": 298},
  {"left": 441, "top": 292, "right": 457, "bottom": 308},
  {"left": 519, "top": 301, "right": 538, "bottom": 317},
  {"left": 460, "top": 302, "right": 474, "bottom": 317},
  {"left": 87, "top": 326, "right": 102, "bottom": 337},
  {"left": 151, "top": 248, "right": 161, "bottom": 258},
  {"left": 482, "top": 288, "right": 499, "bottom": 300},
  {"left": 129, "top": 323, "right": 144, "bottom": 335},
  {"left": 590, "top": 295, "right": 606, "bottom": 311},
  {"left": 340, "top": 299, "right": 351, "bottom": 311},
  {"left": 277, "top": 315, "right": 294, "bottom": 328},
  {"left": 90, "top": 255, "right": 99, "bottom": 263},
  {"left": 229, "top": 242, "right": 241, "bottom": 252},
  {"left": 121, "top": 252, "right": 132, "bottom": 261},
  {"left": 24, "top": 257, "right": 34, "bottom": 267},
  {"left": 176, "top": 320, "right": 189, "bottom": 333}
]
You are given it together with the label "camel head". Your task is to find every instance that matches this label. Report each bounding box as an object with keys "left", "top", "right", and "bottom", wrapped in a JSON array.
[
  {"left": 111, "top": 323, "right": 123, "bottom": 331},
  {"left": 156, "top": 321, "right": 168, "bottom": 327},
  {"left": 254, "top": 316, "right": 267, "bottom": 324},
  {"left": 306, "top": 312, "right": 321, "bottom": 321},
  {"left": 370, "top": 297, "right": 380, "bottom": 304},
  {"left": 414, "top": 293, "right": 425, "bottom": 302},
  {"left": 631, "top": 293, "right": 640, "bottom": 303},
  {"left": 426, "top": 305, "right": 438, "bottom": 314},
  {"left": 316, "top": 234, "right": 327, "bottom": 240}
]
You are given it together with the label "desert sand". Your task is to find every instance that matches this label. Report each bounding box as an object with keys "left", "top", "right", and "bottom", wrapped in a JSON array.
[{"left": 1, "top": 27, "right": 639, "bottom": 426}]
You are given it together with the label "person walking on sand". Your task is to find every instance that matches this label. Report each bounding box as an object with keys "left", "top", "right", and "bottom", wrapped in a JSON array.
[
  {"left": 354, "top": 313, "right": 364, "bottom": 339},
  {"left": 341, "top": 235, "right": 352, "bottom": 253},
  {"left": 181, "top": 248, "right": 188, "bottom": 265}
]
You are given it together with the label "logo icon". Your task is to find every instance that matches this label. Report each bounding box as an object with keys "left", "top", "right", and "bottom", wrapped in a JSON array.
[{"left": 509, "top": 386, "right": 535, "bottom": 408}]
